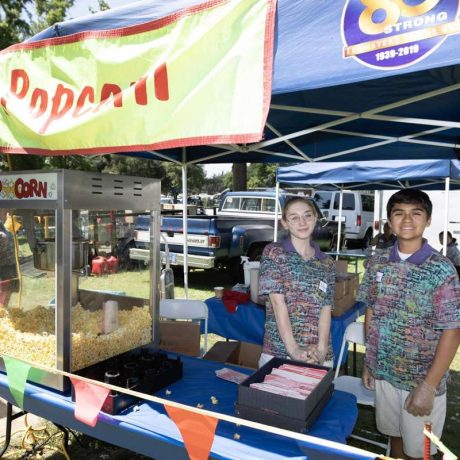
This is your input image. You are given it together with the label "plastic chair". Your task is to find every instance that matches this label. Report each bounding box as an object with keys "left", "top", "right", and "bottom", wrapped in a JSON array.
[
  {"left": 334, "top": 321, "right": 390, "bottom": 454},
  {"left": 159, "top": 299, "right": 208, "bottom": 356}
]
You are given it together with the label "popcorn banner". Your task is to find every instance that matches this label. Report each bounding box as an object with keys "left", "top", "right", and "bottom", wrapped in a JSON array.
[
  {"left": 165, "top": 405, "right": 219, "bottom": 460},
  {"left": 3, "top": 356, "right": 31, "bottom": 408},
  {"left": 0, "top": 0, "right": 276, "bottom": 155},
  {"left": 70, "top": 377, "right": 110, "bottom": 427}
]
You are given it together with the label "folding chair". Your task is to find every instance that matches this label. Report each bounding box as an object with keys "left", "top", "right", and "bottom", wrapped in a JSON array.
[
  {"left": 334, "top": 321, "right": 390, "bottom": 454},
  {"left": 159, "top": 299, "right": 208, "bottom": 356}
]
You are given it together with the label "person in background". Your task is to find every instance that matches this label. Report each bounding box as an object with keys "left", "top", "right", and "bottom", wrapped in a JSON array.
[
  {"left": 439, "top": 231, "right": 460, "bottom": 278},
  {"left": 258, "top": 196, "right": 335, "bottom": 367},
  {"left": 0, "top": 209, "right": 17, "bottom": 307},
  {"left": 359, "top": 189, "right": 460, "bottom": 460},
  {"left": 371, "top": 221, "right": 397, "bottom": 250}
]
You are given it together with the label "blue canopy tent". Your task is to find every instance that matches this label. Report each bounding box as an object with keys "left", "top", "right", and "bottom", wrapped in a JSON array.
[
  {"left": 275, "top": 159, "right": 460, "bottom": 251},
  {"left": 23, "top": 0, "right": 460, "bottom": 288}
]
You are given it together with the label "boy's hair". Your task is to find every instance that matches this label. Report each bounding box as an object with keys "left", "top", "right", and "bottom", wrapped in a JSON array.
[{"left": 386, "top": 189, "right": 432, "bottom": 219}]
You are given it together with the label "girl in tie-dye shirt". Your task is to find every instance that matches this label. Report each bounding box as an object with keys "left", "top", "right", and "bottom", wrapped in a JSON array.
[{"left": 258, "top": 197, "right": 335, "bottom": 367}]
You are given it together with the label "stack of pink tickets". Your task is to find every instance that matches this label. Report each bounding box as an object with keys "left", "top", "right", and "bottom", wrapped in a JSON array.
[{"left": 249, "top": 364, "right": 328, "bottom": 399}]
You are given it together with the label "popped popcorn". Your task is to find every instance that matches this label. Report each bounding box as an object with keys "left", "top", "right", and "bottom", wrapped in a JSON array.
[{"left": 0, "top": 304, "right": 152, "bottom": 371}]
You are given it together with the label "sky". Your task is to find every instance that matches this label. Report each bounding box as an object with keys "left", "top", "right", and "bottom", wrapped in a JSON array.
[{"left": 68, "top": 0, "right": 233, "bottom": 178}]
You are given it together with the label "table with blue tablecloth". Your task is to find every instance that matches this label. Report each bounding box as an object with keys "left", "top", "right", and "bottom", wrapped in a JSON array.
[
  {"left": 205, "top": 298, "right": 365, "bottom": 367},
  {"left": 0, "top": 354, "right": 375, "bottom": 460}
]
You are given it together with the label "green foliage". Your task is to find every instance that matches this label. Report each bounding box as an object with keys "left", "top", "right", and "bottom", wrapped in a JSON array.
[
  {"left": 164, "top": 163, "right": 206, "bottom": 195},
  {"left": 89, "top": 0, "right": 110, "bottom": 14},
  {"left": 1, "top": 0, "right": 75, "bottom": 51},
  {"left": 247, "top": 163, "right": 278, "bottom": 188}
]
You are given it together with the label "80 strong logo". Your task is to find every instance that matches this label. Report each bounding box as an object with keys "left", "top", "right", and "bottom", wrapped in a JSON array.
[{"left": 342, "top": 0, "right": 460, "bottom": 69}]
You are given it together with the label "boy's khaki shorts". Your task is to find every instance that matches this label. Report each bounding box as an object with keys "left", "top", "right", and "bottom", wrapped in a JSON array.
[{"left": 375, "top": 379, "right": 446, "bottom": 458}]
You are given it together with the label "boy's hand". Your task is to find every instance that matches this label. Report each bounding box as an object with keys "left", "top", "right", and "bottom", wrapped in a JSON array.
[
  {"left": 362, "top": 366, "right": 375, "bottom": 390},
  {"left": 404, "top": 381, "right": 435, "bottom": 416}
]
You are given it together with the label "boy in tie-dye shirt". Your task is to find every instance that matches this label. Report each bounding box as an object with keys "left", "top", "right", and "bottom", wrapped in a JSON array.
[{"left": 358, "top": 189, "right": 460, "bottom": 460}]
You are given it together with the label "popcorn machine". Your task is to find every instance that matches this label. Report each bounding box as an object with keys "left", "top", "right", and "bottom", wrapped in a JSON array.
[{"left": 0, "top": 170, "right": 161, "bottom": 391}]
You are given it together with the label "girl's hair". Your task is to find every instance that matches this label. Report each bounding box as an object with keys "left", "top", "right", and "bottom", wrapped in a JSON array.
[{"left": 282, "top": 196, "right": 317, "bottom": 220}]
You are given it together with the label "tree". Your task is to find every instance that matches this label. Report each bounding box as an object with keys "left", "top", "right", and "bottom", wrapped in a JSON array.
[
  {"left": 247, "top": 163, "right": 278, "bottom": 189},
  {"left": 164, "top": 163, "right": 206, "bottom": 195},
  {"left": 232, "top": 163, "right": 247, "bottom": 191}
]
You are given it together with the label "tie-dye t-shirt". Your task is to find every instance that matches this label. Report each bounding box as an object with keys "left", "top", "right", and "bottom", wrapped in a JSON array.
[
  {"left": 259, "top": 238, "right": 336, "bottom": 359},
  {"left": 358, "top": 240, "right": 460, "bottom": 394}
]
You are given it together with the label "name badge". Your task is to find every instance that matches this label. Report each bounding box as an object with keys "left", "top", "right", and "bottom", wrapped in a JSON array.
[
  {"left": 376, "top": 272, "right": 383, "bottom": 282},
  {"left": 319, "top": 280, "right": 327, "bottom": 293}
]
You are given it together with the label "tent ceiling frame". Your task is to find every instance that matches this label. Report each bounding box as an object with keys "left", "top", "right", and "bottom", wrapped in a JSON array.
[{"left": 253, "top": 82, "right": 460, "bottom": 158}]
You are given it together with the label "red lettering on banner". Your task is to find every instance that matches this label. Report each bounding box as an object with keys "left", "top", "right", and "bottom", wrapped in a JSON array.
[
  {"left": 30, "top": 89, "right": 48, "bottom": 117},
  {"left": 133, "top": 77, "right": 147, "bottom": 105},
  {"left": 154, "top": 64, "right": 169, "bottom": 101},
  {"left": 11, "top": 69, "right": 29, "bottom": 99},
  {"left": 100, "top": 84, "right": 123, "bottom": 107},
  {"left": 3, "top": 63, "right": 169, "bottom": 133},
  {"left": 73, "top": 86, "right": 95, "bottom": 117},
  {"left": 0, "top": 97, "right": 8, "bottom": 115},
  {"left": 41, "top": 84, "right": 74, "bottom": 134}
]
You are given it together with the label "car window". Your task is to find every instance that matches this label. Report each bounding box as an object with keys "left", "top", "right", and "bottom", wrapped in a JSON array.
[
  {"left": 222, "top": 197, "right": 241, "bottom": 210},
  {"left": 261, "top": 198, "right": 276, "bottom": 212},
  {"left": 362, "top": 195, "right": 374, "bottom": 212},
  {"left": 241, "top": 198, "right": 261, "bottom": 212},
  {"left": 313, "top": 192, "right": 332, "bottom": 209},
  {"left": 334, "top": 193, "right": 355, "bottom": 210}
]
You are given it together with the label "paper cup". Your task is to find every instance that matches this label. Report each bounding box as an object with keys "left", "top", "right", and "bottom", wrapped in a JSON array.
[{"left": 214, "top": 287, "right": 224, "bottom": 298}]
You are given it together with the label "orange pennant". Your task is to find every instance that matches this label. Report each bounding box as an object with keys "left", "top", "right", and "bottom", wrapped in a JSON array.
[
  {"left": 165, "top": 405, "right": 218, "bottom": 460},
  {"left": 70, "top": 377, "right": 110, "bottom": 427}
]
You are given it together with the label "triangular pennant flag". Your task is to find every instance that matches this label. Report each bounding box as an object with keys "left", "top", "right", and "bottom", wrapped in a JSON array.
[
  {"left": 3, "top": 356, "right": 31, "bottom": 408},
  {"left": 70, "top": 377, "right": 110, "bottom": 427},
  {"left": 165, "top": 405, "right": 218, "bottom": 460}
]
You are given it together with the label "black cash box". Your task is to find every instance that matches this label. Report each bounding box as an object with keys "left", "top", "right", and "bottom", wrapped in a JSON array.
[
  {"left": 71, "top": 346, "right": 182, "bottom": 415},
  {"left": 236, "top": 357, "right": 334, "bottom": 432}
]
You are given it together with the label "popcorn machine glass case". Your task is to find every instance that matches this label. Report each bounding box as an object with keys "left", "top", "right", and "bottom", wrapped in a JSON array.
[{"left": 0, "top": 170, "right": 161, "bottom": 391}]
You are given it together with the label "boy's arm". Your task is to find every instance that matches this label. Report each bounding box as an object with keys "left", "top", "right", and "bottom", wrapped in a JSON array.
[
  {"left": 405, "top": 329, "right": 460, "bottom": 416},
  {"left": 362, "top": 307, "right": 375, "bottom": 389}
]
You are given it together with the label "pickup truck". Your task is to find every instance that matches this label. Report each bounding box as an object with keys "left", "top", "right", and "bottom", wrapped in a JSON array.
[{"left": 129, "top": 191, "right": 343, "bottom": 279}]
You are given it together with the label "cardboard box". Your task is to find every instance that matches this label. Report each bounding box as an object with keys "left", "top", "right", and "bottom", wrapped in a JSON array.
[
  {"left": 333, "top": 271, "right": 359, "bottom": 316},
  {"left": 159, "top": 320, "right": 201, "bottom": 357},
  {"left": 335, "top": 259, "right": 348, "bottom": 273},
  {"left": 203, "top": 341, "right": 261, "bottom": 369},
  {"left": 237, "top": 357, "right": 333, "bottom": 424},
  {"left": 236, "top": 385, "right": 334, "bottom": 433}
]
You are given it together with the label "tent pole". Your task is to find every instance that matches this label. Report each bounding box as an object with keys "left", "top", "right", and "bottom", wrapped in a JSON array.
[
  {"left": 182, "top": 149, "right": 189, "bottom": 298},
  {"left": 336, "top": 189, "right": 343, "bottom": 254},
  {"left": 442, "top": 177, "right": 450, "bottom": 256},
  {"left": 274, "top": 182, "right": 280, "bottom": 242}
]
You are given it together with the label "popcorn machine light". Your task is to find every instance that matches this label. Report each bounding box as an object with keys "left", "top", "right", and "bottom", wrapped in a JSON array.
[{"left": 0, "top": 170, "right": 161, "bottom": 391}]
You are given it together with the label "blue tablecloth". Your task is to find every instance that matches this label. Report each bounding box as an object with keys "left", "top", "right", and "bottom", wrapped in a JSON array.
[
  {"left": 0, "top": 355, "right": 375, "bottom": 460},
  {"left": 205, "top": 298, "right": 365, "bottom": 367}
]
